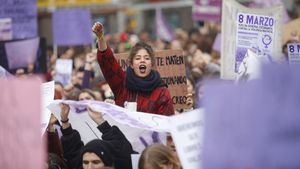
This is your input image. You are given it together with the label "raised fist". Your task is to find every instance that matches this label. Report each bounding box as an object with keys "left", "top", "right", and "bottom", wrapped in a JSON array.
[{"left": 92, "top": 22, "right": 104, "bottom": 39}]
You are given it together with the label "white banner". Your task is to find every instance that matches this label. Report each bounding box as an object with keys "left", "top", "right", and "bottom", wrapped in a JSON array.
[{"left": 47, "top": 100, "right": 169, "bottom": 152}]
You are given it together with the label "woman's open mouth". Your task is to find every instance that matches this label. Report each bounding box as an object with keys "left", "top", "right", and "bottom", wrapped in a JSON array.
[{"left": 139, "top": 65, "right": 146, "bottom": 73}]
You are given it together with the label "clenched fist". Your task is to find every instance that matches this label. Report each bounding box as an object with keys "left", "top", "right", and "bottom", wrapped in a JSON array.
[{"left": 92, "top": 22, "right": 104, "bottom": 39}]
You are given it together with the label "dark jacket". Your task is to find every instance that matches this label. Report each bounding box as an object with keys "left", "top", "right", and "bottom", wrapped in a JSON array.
[
  {"left": 61, "top": 121, "right": 135, "bottom": 169},
  {"left": 97, "top": 47, "right": 174, "bottom": 116}
]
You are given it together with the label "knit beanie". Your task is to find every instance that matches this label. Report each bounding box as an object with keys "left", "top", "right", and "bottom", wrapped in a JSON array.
[{"left": 81, "top": 139, "right": 115, "bottom": 167}]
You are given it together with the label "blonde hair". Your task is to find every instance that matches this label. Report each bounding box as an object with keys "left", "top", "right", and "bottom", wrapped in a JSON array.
[{"left": 138, "top": 144, "right": 180, "bottom": 169}]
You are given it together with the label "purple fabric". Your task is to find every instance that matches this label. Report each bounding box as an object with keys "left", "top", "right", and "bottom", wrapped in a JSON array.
[
  {"left": 155, "top": 8, "right": 174, "bottom": 42},
  {"left": 52, "top": 8, "right": 93, "bottom": 46},
  {"left": 212, "top": 33, "right": 221, "bottom": 52},
  {"left": 192, "top": 0, "right": 221, "bottom": 22},
  {"left": 0, "top": 0, "right": 37, "bottom": 39},
  {"left": 82, "top": 70, "right": 92, "bottom": 89},
  {"left": 202, "top": 63, "right": 300, "bottom": 169}
]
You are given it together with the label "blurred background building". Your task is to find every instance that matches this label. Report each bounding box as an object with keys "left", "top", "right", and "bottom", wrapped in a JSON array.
[{"left": 37, "top": 0, "right": 300, "bottom": 46}]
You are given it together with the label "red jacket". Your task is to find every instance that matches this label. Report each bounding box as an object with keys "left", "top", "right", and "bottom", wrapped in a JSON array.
[{"left": 97, "top": 47, "right": 174, "bottom": 116}]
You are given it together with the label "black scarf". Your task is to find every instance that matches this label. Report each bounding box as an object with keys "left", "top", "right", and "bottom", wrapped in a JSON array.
[{"left": 126, "top": 67, "right": 166, "bottom": 93}]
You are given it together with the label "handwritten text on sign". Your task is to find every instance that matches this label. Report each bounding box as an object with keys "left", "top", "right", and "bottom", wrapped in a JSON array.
[{"left": 115, "top": 50, "right": 188, "bottom": 109}]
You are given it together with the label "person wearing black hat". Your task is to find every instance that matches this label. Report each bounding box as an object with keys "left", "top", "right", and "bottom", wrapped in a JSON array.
[
  {"left": 81, "top": 139, "right": 114, "bottom": 169},
  {"left": 59, "top": 103, "right": 135, "bottom": 169}
]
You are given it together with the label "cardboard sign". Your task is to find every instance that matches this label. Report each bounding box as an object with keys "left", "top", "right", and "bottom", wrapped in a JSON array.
[
  {"left": 221, "top": 0, "right": 283, "bottom": 80},
  {"left": 283, "top": 18, "right": 300, "bottom": 45},
  {"left": 0, "top": 0, "right": 37, "bottom": 39},
  {"left": 115, "top": 50, "right": 188, "bottom": 110},
  {"left": 287, "top": 43, "right": 300, "bottom": 64},
  {"left": 169, "top": 109, "right": 205, "bottom": 169},
  {"left": 0, "top": 78, "right": 44, "bottom": 168},
  {"left": 52, "top": 8, "right": 93, "bottom": 46}
]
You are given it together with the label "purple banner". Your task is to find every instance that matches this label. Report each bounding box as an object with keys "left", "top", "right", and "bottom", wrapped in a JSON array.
[
  {"left": 52, "top": 8, "right": 93, "bottom": 46},
  {"left": 202, "top": 64, "right": 300, "bottom": 169},
  {"left": 0, "top": 0, "right": 37, "bottom": 39},
  {"left": 192, "top": 0, "right": 221, "bottom": 22},
  {"left": 5, "top": 37, "right": 39, "bottom": 69}
]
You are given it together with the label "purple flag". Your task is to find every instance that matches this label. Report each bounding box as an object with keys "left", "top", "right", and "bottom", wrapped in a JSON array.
[
  {"left": 155, "top": 8, "right": 174, "bottom": 42},
  {"left": 212, "top": 33, "right": 221, "bottom": 52},
  {"left": 0, "top": 0, "right": 37, "bottom": 39},
  {"left": 5, "top": 37, "right": 39, "bottom": 69},
  {"left": 202, "top": 63, "right": 300, "bottom": 169},
  {"left": 52, "top": 8, "right": 93, "bottom": 46},
  {"left": 192, "top": 0, "right": 221, "bottom": 22}
]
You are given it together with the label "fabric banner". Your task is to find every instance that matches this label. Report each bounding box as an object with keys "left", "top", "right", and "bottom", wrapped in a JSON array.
[
  {"left": 221, "top": 0, "right": 283, "bottom": 80},
  {"left": 0, "top": 78, "right": 44, "bottom": 168},
  {"left": 115, "top": 50, "right": 189, "bottom": 110},
  {"left": 5, "top": 37, "right": 40, "bottom": 69},
  {"left": 192, "top": 0, "right": 221, "bottom": 22},
  {"left": 52, "top": 8, "right": 93, "bottom": 46},
  {"left": 48, "top": 100, "right": 169, "bottom": 152},
  {"left": 0, "top": 0, "right": 37, "bottom": 39}
]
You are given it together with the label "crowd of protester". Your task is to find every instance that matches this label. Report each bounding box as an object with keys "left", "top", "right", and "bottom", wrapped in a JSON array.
[
  {"left": 4, "top": 17, "right": 300, "bottom": 168},
  {"left": 39, "top": 22, "right": 222, "bottom": 169}
]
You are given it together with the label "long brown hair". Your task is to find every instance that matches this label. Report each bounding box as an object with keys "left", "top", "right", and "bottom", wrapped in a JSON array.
[{"left": 138, "top": 144, "right": 180, "bottom": 169}]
